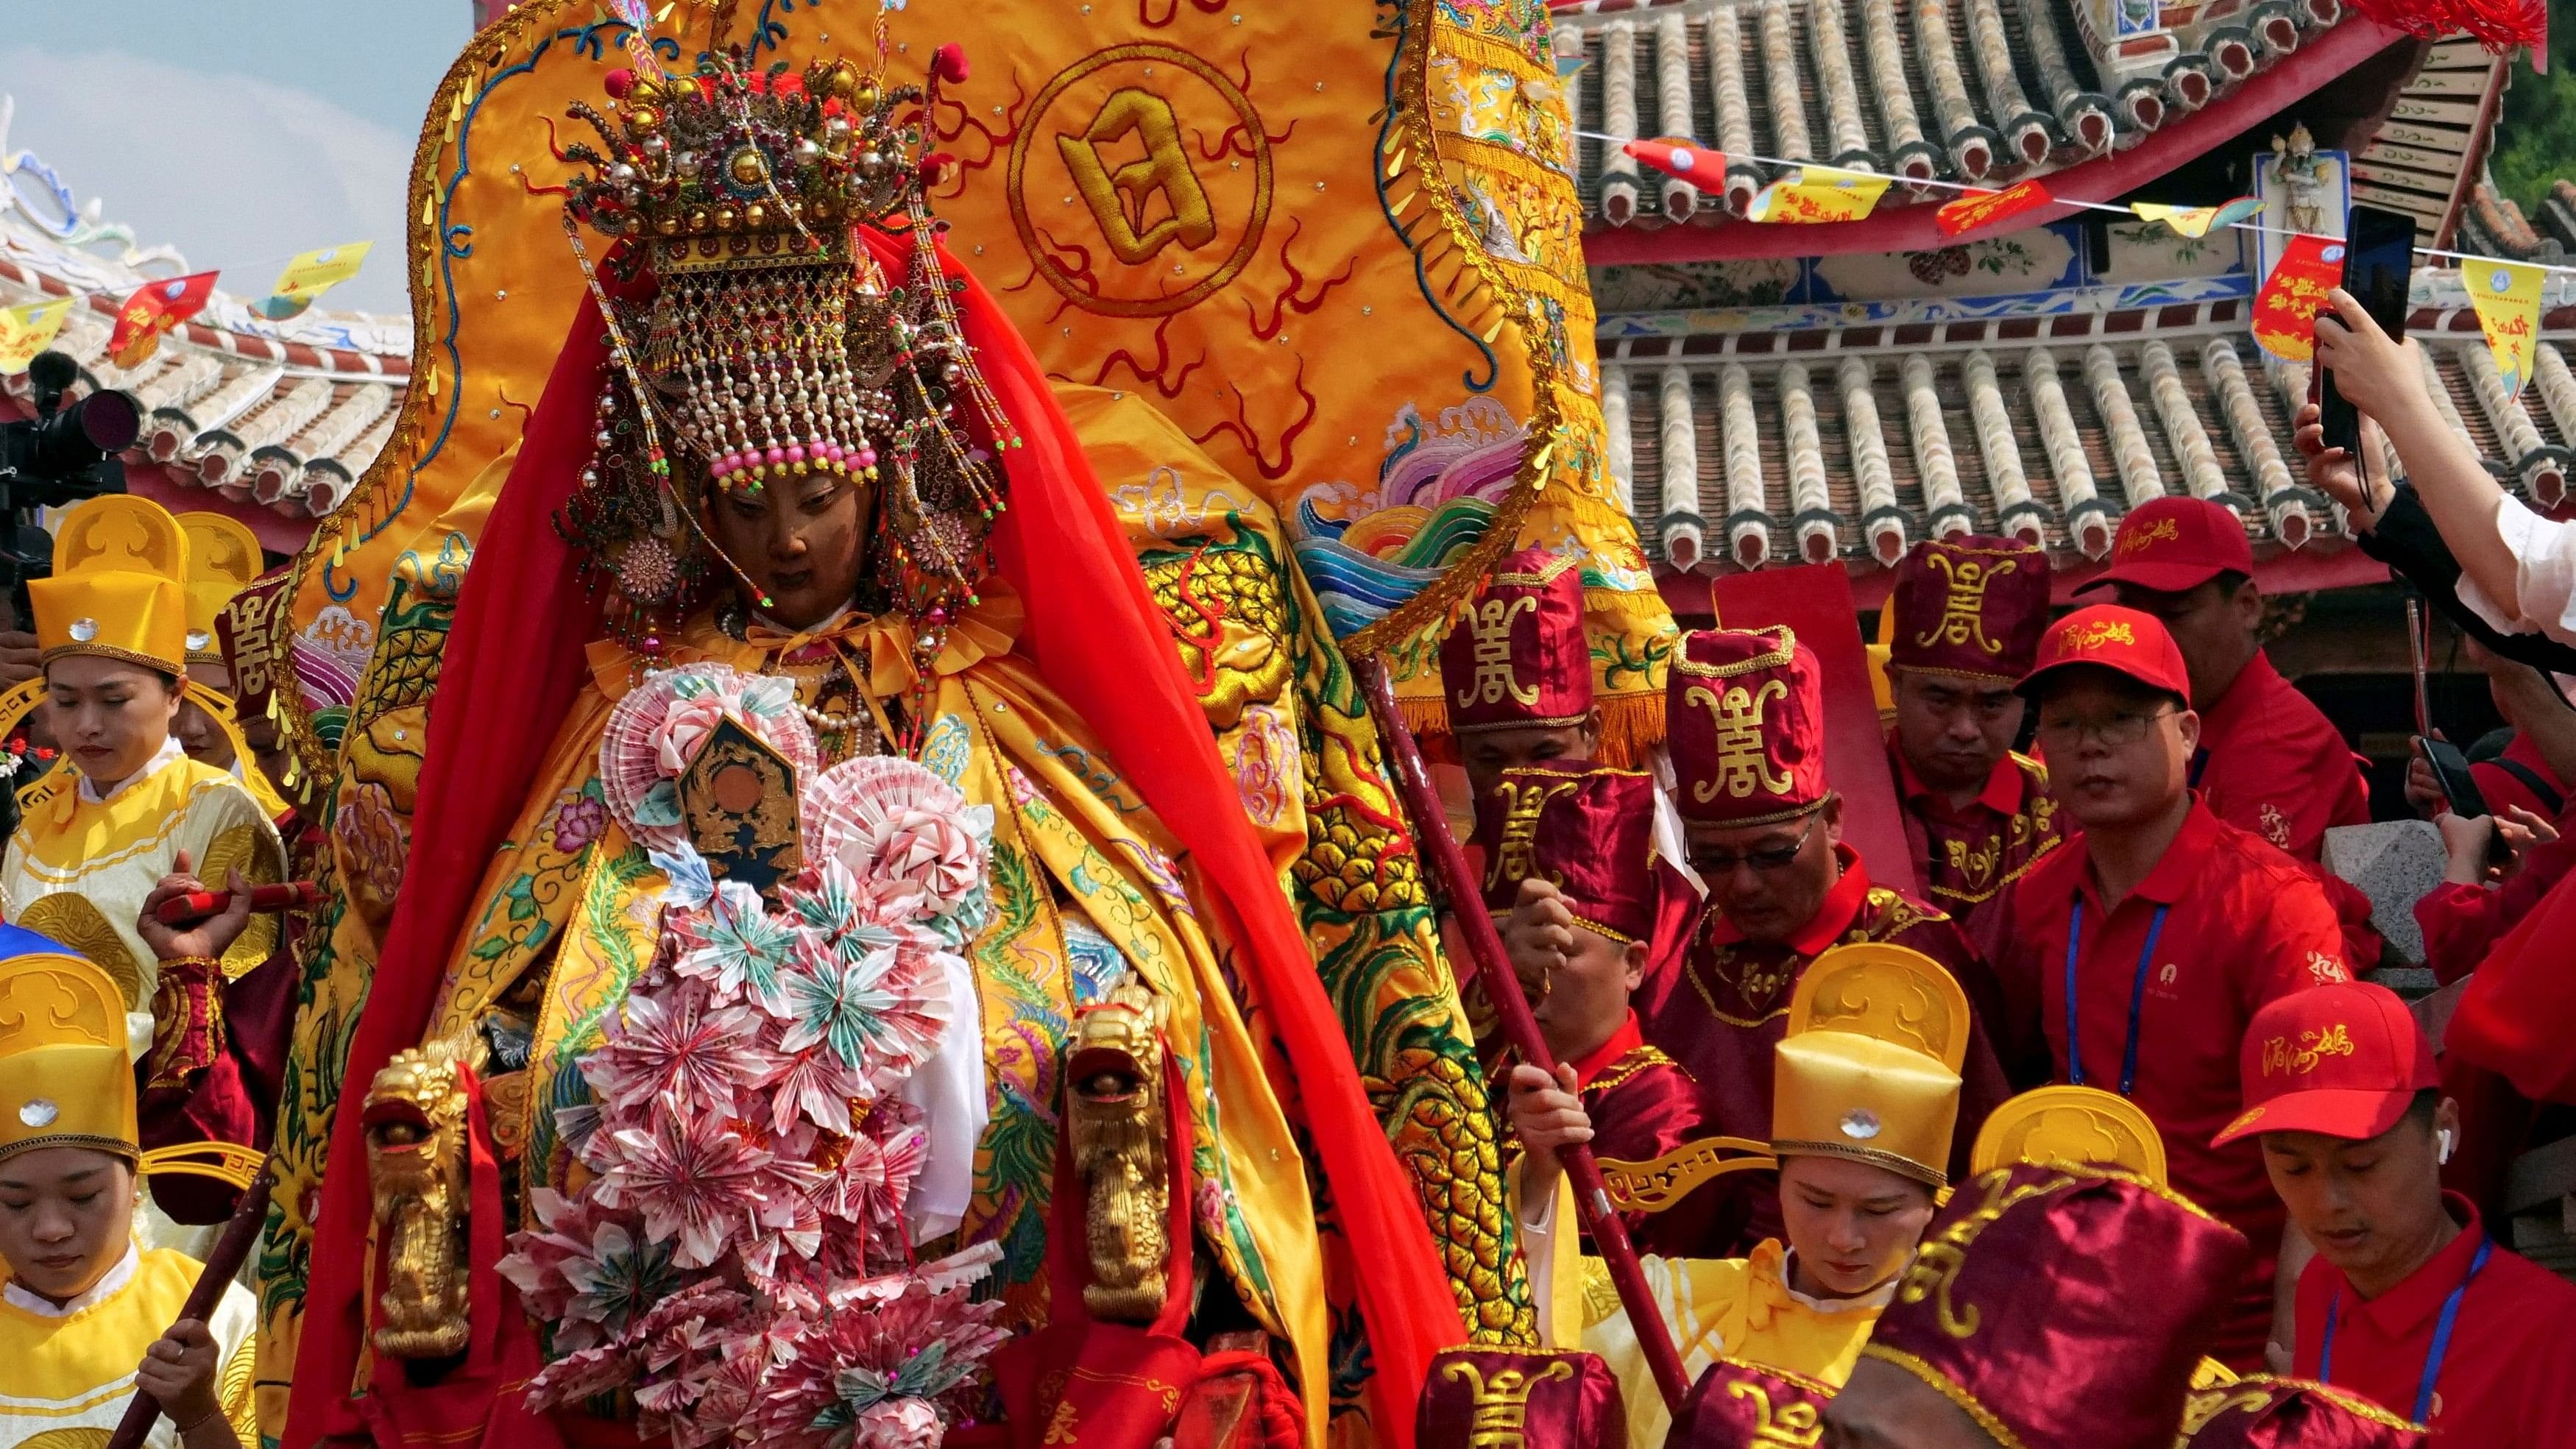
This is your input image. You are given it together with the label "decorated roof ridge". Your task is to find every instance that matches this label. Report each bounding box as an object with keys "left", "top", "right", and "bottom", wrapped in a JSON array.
[
  {"left": 1596, "top": 295, "right": 2569, "bottom": 575},
  {"left": 0, "top": 95, "right": 411, "bottom": 530},
  {"left": 1554, "top": 0, "right": 2410, "bottom": 261},
  {"left": 2459, "top": 174, "right": 2575, "bottom": 264}
]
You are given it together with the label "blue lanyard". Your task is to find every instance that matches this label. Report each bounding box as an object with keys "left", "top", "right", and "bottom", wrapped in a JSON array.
[
  {"left": 2319, "top": 1235, "right": 2491, "bottom": 1425},
  {"left": 2063, "top": 896, "right": 2169, "bottom": 1097}
]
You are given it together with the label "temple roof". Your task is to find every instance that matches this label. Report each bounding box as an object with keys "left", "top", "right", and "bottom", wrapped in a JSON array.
[
  {"left": 1556, "top": 0, "right": 2408, "bottom": 261},
  {"left": 0, "top": 97, "right": 409, "bottom": 548},
  {"left": 1601, "top": 279, "right": 2575, "bottom": 587}
]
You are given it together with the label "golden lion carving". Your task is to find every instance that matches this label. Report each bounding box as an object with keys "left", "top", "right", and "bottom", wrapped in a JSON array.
[
  {"left": 1069, "top": 982, "right": 1172, "bottom": 1324},
  {"left": 363, "top": 1044, "right": 472, "bottom": 1359}
]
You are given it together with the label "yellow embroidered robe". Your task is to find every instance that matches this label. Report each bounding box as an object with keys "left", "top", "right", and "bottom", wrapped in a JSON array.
[
  {"left": 1, "top": 746, "right": 285, "bottom": 1046},
  {"left": 422, "top": 589, "right": 1335, "bottom": 1431},
  {"left": 1545, "top": 1233, "right": 1884, "bottom": 1447},
  {"left": 0, "top": 1247, "right": 257, "bottom": 1449}
]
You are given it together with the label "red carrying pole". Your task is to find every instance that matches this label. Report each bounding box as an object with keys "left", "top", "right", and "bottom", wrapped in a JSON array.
[
  {"left": 1353, "top": 656, "right": 1694, "bottom": 1414},
  {"left": 104, "top": 1155, "right": 277, "bottom": 1449}
]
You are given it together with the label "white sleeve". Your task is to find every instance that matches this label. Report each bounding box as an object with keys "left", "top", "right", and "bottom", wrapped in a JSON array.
[
  {"left": 2463, "top": 493, "right": 2576, "bottom": 646},
  {"left": 1521, "top": 1175, "right": 1559, "bottom": 1332},
  {"left": 897, "top": 947, "right": 988, "bottom": 1242}
]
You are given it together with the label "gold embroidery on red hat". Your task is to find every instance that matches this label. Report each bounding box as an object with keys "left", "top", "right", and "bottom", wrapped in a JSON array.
[
  {"left": 2260, "top": 1023, "right": 2357, "bottom": 1077},
  {"left": 2117, "top": 516, "right": 2182, "bottom": 556},
  {"left": 1485, "top": 774, "right": 1582, "bottom": 893},
  {"left": 1898, "top": 1169, "right": 2085, "bottom": 1338},
  {"left": 1918, "top": 553, "right": 2018, "bottom": 657},
  {"left": 1727, "top": 1379, "right": 1827, "bottom": 1447},
  {"left": 1685, "top": 677, "right": 1794, "bottom": 804},
  {"left": 1456, "top": 595, "right": 1543, "bottom": 711},
  {"left": 2059, "top": 617, "right": 2137, "bottom": 653},
  {"left": 1437, "top": 1356, "right": 1577, "bottom": 1439}
]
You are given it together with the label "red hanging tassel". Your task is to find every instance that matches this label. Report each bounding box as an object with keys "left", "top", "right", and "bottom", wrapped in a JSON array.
[{"left": 2343, "top": 0, "right": 2545, "bottom": 52}]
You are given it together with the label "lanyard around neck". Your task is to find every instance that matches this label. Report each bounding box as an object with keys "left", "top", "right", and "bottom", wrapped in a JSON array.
[
  {"left": 2319, "top": 1234, "right": 2491, "bottom": 1425},
  {"left": 2063, "top": 895, "right": 2170, "bottom": 1097}
]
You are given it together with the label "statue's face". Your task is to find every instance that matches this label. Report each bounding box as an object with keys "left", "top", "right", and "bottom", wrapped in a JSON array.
[{"left": 704, "top": 470, "right": 880, "bottom": 629}]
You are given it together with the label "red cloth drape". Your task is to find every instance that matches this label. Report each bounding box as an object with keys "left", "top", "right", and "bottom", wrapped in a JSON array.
[
  {"left": 2448, "top": 865, "right": 2576, "bottom": 1105},
  {"left": 283, "top": 233, "right": 1461, "bottom": 1449}
]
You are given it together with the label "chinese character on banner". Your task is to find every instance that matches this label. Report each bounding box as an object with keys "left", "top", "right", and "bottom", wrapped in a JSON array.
[
  {"left": 1747, "top": 166, "right": 1891, "bottom": 224},
  {"left": 2464, "top": 257, "right": 2543, "bottom": 397},
  {"left": 2132, "top": 196, "right": 2265, "bottom": 239},
  {"left": 2251, "top": 234, "right": 2342, "bottom": 361},
  {"left": 1936, "top": 179, "right": 2055, "bottom": 238},
  {"left": 105, "top": 272, "right": 219, "bottom": 369},
  {"left": 252, "top": 242, "right": 373, "bottom": 322},
  {"left": 0, "top": 297, "right": 74, "bottom": 374}
]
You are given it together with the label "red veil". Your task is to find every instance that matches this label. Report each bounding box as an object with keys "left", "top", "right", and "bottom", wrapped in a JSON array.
[{"left": 283, "top": 228, "right": 1464, "bottom": 1448}]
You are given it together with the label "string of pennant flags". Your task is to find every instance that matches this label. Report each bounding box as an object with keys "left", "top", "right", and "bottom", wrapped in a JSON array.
[
  {"left": 1589, "top": 132, "right": 2567, "bottom": 399},
  {"left": 0, "top": 240, "right": 375, "bottom": 375}
]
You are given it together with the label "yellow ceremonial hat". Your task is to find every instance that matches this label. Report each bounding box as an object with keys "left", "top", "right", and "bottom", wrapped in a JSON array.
[
  {"left": 1771, "top": 943, "right": 1970, "bottom": 1187},
  {"left": 1970, "top": 1084, "right": 2170, "bottom": 1188},
  {"left": 176, "top": 511, "right": 262, "bottom": 666},
  {"left": 29, "top": 495, "right": 190, "bottom": 675},
  {"left": 0, "top": 951, "right": 138, "bottom": 1163}
]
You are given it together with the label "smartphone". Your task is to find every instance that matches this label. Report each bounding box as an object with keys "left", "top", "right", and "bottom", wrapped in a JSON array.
[
  {"left": 2415, "top": 734, "right": 2492, "bottom": 820},
  {"left": 2317, "top": 205, "right": 2417, "bottom": 457}
]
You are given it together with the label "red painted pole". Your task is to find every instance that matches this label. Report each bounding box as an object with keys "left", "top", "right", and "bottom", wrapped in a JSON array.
[{"left": 1353, "top": 655, "right": 1693, "bottom": 1414}]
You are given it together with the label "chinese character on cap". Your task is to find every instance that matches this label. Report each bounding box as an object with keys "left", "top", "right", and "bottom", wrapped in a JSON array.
[
  {"left": 1887, "top": 536, "right": 2053, "bottom": 686},
  {"left": 2211, "top": 981, "right": 2439, "bottom": 1149},
  {"left": 1439, "top": 548, "right": 1595, "bottom": 734},
  {"left": 1468, "top": 760, "right": 1661, "bottom": 945},
  {"left": 2080, "top": 497, "right": 2255, "bottom": 597},
  {"left": 2016, "top": 603, "right": 2193, "bottom": 706},
  {"left": 1668, "top": 626, "right": 1827, "bottom": 826}
]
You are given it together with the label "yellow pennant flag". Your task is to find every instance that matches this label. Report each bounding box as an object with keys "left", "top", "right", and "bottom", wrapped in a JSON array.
[
  {"left": 0, "top": 297, "right": 74, "bottom": 374},
  {"left": 2131, "top": 196, "right": 2264, "bottom": 239},
  {"left": 252, "top": 241, "right": 372, "bottom": 320},
  {"left": 1747, "top": 165, "right": 1891, "bottom": 224},
  {"left": 2464, "top": 256, "right": 2544, "bottom": 398}
]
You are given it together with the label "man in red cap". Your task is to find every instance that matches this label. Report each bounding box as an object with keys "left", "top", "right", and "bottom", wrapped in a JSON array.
[
  {"left": 1996, "top": 603, "right": 2353, "bottom": 1367},
  {"left": 2219, "top": 981, "right": 2576, "bottom": 1447},
  {"left": 1518, "top": 626, "right": 2009, "bottom": 1193},
  {"left": 2084, "top": 497, "right": 2377, "bottom": 959},
  {"left": 1473, "top": 759, "right": 1741, "bottom": 1255},
  {"left": 1880, "top": 536, "right": 2064, "bottom": 961}
]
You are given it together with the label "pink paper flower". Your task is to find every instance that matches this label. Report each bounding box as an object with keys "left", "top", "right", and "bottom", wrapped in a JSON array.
[
  {"left": 593, "top": 1110, "right": 774, "bottom": 1269},
  {"left": 584, "top": 978, "right": 774, "bottom": 1119},
  {"left": 777, "top": 943, "right": 947, "bottom": 1083},
  {"left": 762, "top": 1042, "right": 871, "bottom": 1137},
  {"left": 877, "top": 809, "right": 983, "bottom": 912}
]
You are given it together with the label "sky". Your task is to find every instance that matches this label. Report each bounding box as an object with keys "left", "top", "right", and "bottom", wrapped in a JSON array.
[{"left": 0, "top": 2, "right": 475, "bottom": 314}]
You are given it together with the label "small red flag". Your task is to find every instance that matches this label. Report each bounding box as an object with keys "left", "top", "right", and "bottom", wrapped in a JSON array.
[
  {"left": 106, "top": 271, "right": 218, "bottom": 368},
  {"left": 1623, "top": 138, "right": 1721, "bottom": 188},
  {"left": 1934, "top": 178, "right": 2054, "bottom": 238},
  {"left": 2251, "top": 234, "right": 2342, "bottom": 362}
]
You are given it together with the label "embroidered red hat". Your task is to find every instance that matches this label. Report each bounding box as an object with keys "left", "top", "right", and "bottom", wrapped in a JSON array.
[
  {"left": 1470, "top": 759, "right": 1661, "bottom": 944},
  {"left": 1887, "top": 536, "right": 2053, "bottom": 685},
  {"left": 2211, "top": 981, "right": 2438, "bottom": 1148},
  {"left": 1416, "top": 1347, "right": 1626, "bottom": 1449},
  {"left": 2079, "top": 496, "right": 2255, "bottom": 595},
  {"left": 2016, "top": 603, "right": 2193, "bottom": 707},
  {"left": 1668, "top": 626, "right": 1827, "bottom": 827},
  {"left": 1667, "top": 1356, "right": 1836, "bottom": 1448},
  {"left": 1861, "top": 1162, "right": 2249, "bottom": 1449},
  {"left": 2176, "top": 1376, "right": 2426, "bottom": 1449},
  {"left": 1440, "top": 548, "right": 1595, "bottom": 734}
]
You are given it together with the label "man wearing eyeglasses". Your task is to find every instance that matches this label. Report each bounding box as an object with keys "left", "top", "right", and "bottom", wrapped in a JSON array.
[
  {"left": 1880, "top": 536, "right": 2064, "bottom": 964},
  {"left": 1996, "top": 603, "right": 2354, "bottom": 1372},
  {"left": 2084, "top": 496, "right": 2379, "bottom": 965},
  {"left": 1535, "top": 626, "right": 2011, "bottom": 1207}
]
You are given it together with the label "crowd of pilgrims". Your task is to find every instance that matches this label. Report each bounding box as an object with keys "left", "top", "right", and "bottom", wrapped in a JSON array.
[{"left": 9, "top": 294, "right": 2576, "bottom": 1449}]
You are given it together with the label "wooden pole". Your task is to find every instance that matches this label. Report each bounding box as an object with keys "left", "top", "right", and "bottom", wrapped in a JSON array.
[
  {"left": 103, "top": 1162, "right": 277, "bottom": 1449},
  {"left": 1352, "top": 656, "right": 1694, "bottom": 1413}
]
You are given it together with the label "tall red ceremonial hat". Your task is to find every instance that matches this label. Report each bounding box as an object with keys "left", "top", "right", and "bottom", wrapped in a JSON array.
[
  {"left": 1469, "top": 760, "right": 1660, "bottom": 943},
  {"left": 1861, "top": 1162, "right": 2250, "bottom": 1449},
  {"left": 1440, "top": 548, "right": 1595, "bottom": 734},
  {"left": 2016, "top": 603, "right": 2193, "bottom": 706},
  {"left": 2211, "top": 981, "right": 2440, "bottom": 1148},
  {"left": 2177, "top": 1376, "right": 2426, "bottom": 1449},
  {"left": 2080, "top": 495, "right": 2255, "bottom": 595},
  {"left": 1416, "top": 1348, "right": 1627, "bottom": 1449},
  {"left": 1666, "top": 1356, "right": 1836, "bottom": 1448},
  {"left": 1887, "top": 536, "right": 2053, "bottom": 684},
  {"left": 1668, "top": 626, "right": 1827, "bottom": 826}
]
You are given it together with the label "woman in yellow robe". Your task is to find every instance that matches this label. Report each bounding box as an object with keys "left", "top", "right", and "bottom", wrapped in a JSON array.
[
  {"left": 1509, "top": 943, "right": 1972, "bottom": 1445},
  {"left": 0, "top": 497, "right": 283, "bottom": 1053},
  {"left": 0, "top": 946, "right": 256, "bottom": 1449}
]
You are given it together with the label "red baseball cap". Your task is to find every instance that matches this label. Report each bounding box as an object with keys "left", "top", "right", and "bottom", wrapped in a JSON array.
[
  {"left": 2212, "top": 981, "right": 2438, "bottom": 1147},
  {"left": 2015, "top": 604, "right": 2193, "bottom": 706},
  {"left": 2078, "top": 496, "right": 2255, "bottom": 595}
]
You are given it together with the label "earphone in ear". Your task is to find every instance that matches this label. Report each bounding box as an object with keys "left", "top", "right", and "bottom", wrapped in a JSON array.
[{"left": 2438, "top": 1128, "right": 2456, "bottom": 1164}]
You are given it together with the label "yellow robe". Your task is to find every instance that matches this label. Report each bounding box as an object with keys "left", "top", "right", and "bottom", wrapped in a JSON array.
[
  {"left": 422, "top": 588, "right": 1335, "bottom": 1433},
  {"left": 1, "top": 742, "right": 285, "bottom": 1049},
  {"left": 0, "top": 1247, "right": 256, "bottom": 1449},
  {"left": 1541, "top": 1224, "right": 1885, "bottom": 1447}
]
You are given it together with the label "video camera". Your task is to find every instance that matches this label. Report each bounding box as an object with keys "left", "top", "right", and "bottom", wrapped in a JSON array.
[{"left": 0, "top": 350, "right": 140, "bottom": 622}]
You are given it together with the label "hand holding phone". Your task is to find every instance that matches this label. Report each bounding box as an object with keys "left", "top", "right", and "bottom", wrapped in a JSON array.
[{"left": 2318, "top": 205, "right": 2417, "bottom": 457}]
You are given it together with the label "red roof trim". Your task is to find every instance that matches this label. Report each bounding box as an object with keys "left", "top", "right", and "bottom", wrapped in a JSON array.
[{"left": 1583, "top": 21, "right": 2406, "bottom": 266}]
